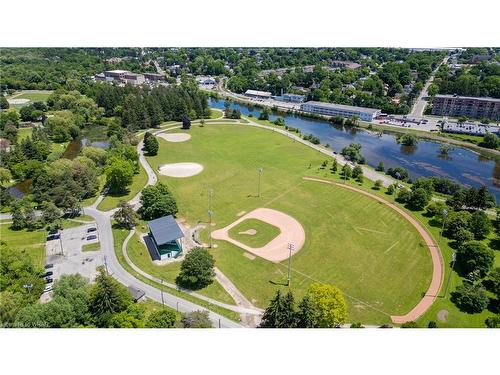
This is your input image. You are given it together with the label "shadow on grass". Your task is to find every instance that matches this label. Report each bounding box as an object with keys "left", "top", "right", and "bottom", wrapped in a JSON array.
[{"left": 269, "top": 279, "right": 289, "bottom": 287}]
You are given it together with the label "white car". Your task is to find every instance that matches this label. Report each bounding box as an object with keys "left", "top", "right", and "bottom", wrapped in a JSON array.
[{"left": 43, "top": 285, "right": 53, "bottom": 293}]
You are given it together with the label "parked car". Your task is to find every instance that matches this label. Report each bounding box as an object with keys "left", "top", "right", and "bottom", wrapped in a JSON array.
[
  {"left": 44, "top": 271, "right": 53, "bottom": 277},
  {"left": 45, "top": 277, "right": 53, "bottom": 284},
  {"left": 48, "top": 229, "right": 59, "bottom": 235},
  {"left": 87, "top": 227, "right": 97, "bottom": 233},
  {"left": 44, "top": 263, "right": 54, "bottom": 269},
  {"left": 87, "top": 235, "right": 97, "bottom": 241},
  {"left": 43, "top": 285, "right": 53, "bottom": 293},
  {"left": 46, "top": 234, "right": 61, "bottom": 241}
]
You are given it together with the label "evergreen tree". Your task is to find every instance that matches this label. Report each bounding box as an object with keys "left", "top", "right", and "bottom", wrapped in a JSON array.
[{"left": 296, "top": 294, "right": 318, "bottom": 328}]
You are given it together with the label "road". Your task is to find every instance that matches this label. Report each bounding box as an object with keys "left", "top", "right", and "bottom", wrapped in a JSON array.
[{"left": 410, "top": 55, "right": 450, "bottom": 118}]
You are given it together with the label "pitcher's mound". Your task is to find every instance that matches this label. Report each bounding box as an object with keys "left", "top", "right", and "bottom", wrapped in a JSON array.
[
  {"left": 158, "top": 162, "right": 203, "bottom": 177},
  {"left": 158, "top": 133, "right": 191, "bottom": 142}
]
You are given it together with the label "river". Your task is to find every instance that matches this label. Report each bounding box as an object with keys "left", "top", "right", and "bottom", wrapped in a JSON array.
[{"left": 209, "top": 98, "right": 500, "bottom": 201}]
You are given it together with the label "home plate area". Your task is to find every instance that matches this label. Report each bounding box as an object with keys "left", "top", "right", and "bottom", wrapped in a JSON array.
[{"left": 211, "top": 208, "right": 305, "bottom": 263}]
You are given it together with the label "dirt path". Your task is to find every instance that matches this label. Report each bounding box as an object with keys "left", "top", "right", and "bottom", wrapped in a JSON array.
[{"left": 303, "top": 177, "right": 444, "bottom": 324}]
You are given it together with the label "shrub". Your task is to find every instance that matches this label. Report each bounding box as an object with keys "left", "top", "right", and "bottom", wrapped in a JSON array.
[{"left": 451, "top": 283, "right": 489, "bottom": 313}]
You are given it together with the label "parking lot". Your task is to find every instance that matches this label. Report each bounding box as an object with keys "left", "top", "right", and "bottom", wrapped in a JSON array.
[{"left": 41, "top": 222, "right": 104, "bottom": 302}]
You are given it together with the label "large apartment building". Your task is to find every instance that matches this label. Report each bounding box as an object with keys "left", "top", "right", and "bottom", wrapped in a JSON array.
[
  {"left": 300, "top": 101, "right": 381, "bottom": 122},
  {"left": 432, "top": 94, "right": 500, "bottom": 121}
]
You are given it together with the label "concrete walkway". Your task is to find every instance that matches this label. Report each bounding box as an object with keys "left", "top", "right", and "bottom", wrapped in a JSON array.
[{"left": 303, "top": 176, "right": 444, "bottom": 324}]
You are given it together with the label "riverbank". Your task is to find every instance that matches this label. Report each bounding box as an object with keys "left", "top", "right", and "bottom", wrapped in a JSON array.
[{"left": 213, "top": 90, "right": 500, "bottom": 161}]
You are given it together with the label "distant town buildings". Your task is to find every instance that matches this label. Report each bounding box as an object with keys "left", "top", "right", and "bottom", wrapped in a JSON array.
[
  {"left": 442, "top": 121, "right": 500, "bottom": 136},
  {"left": 281, "top": 93, "right": 306, "bottom": 103},
  {"left": 93, "top": 70, "right": 166, "bottom": 86},
  {"left": 432, "top": 94, "right": 500, "bottom": 121},
  {"left": 196, "top": 76, "right": 217, "bottom": 87},
  {"left": 300, "top": 101, "right": 381, "bottom": 122},
  {"left": 244, "top": 89, "right": 272, "bottom": 99}
]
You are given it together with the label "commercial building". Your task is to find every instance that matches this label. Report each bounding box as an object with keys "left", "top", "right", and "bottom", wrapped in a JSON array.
[
  {"left": 244, "top": 89, "right": 272, "bottom": 99},
  {"left": 146, "top": 215, "right": 184, "bottom": 260},
  {"left": 442, "top": 121, "right": 500, "bottom": 136},
  {"left": 144, "top": 72, "right": 165, "bottom": 82},
  {"left": 282, "top": 93, "right": 306, "bottom": 103},
  {"left": 432, "top": 94, "right": 500, "bottom": 121},
  {"left": 300, "top": 101, "right": 382, "bottom": 122}
]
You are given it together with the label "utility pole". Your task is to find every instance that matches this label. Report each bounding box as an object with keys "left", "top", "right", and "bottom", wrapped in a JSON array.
[
  {"left": 438, "top": 209, "right": 448, "bottom": 247},
  {"left": 208, "top": 210, "right": 214, "bottom": 248},
  {"left": 287, "top": 243, "right": 294, "bottom": 287},
  {"left": 160, "top": 279, "right": 165, "bottom": 307},
  {"left": 257, "top": 167, "right": 263, "bottom": 197},
  {"left": 443, "top": 252, "right": 457, "bottom": 299}
]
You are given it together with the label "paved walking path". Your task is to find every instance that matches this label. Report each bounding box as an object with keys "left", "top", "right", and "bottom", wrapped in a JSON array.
[
  {"left": 121, "top": 229, "right": 262, "bottom": 316},
  {"left": 302, "top": 176, "right": 444, "bottom": 324}
]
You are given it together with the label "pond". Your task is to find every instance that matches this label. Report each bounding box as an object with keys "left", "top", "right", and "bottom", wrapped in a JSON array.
[
  {"left": 63, "top": 126, "right": 109, "bottom": 160},
  {"left": 209, "top": 98, "right": 500, "bottom": 201}
]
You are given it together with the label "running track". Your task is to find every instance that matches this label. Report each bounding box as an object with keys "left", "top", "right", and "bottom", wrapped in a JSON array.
[{"left": 303, "top": 177, "right": 444, "bottom": 324}]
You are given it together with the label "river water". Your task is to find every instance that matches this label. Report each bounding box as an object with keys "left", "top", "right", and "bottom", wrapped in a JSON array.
[{"left": 209, "top": 98, "right": 500, "bottom": 201}]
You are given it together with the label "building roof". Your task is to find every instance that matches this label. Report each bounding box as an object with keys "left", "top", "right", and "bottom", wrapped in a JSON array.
[
  {"left": 245, "top": 89, "right": 272, "bottom": 97},
  {"left": 302, "top": 101, "right": 381, "bottom": 114},
  {"left": 435, "top": 94, "right": 500, "bottom": 103},
  {"left": 148, "top": 215, "right": 184, "bottom": 245},
  {"left": 104, "top": 69, "right": 130, "bottom": 74}
]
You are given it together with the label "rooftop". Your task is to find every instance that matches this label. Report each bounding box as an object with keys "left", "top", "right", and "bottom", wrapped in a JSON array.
[
  {"left": 435, "top": 94, "right": 500, "bottom": 103},
  {"left": 148, "top": 215, "right": 184, "bottom": 245},
  {"left": 104, "top": 69, "right": 130, "bottom": 74},
  {"left": 302, "top": 101, "right": 381, "bottom": 114},
  {"left": 245, "top": 89, "right": 272, "bottom": 97}
]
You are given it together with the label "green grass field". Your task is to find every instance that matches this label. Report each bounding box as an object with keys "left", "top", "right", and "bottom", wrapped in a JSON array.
[
  {"left": 0, "top": 225, "right": 45, "bottom": 268},
  {"left": 18, "top": 127, "right": 33, "bottom": 140},
  {"left": 82, "top": 242, "right": 100, "bottom": 252},
  {"left": 228, "top": 218, "right": 281, "bottom": 248},
  {"left": 98, "top": 165, "right": 148, "bottom": 211},
  {"left": 146, "top": 124, "right": 433, "bottom": 324},
  {"left": 14, "top": 90, "right": 53, "bottom": 102},
  {"left": 126, "top": 231, "right": 236, "bottom": 305}
]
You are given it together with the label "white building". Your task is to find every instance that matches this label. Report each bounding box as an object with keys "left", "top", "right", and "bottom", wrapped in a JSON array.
[
  {"left": 196, "top": 76, "right": 217, "bottom": 86},
  {"left": 300, "top": 101, "right": 381, "bottom": 122},
  {"left": 442, "top": 121, "right": 500, "bottom": 136},
  {"left": 282, "top": 93, "right": 306, "bottom": 103},
  {"left": 245, "top": 89, "right": 272, "bottom": 99}
]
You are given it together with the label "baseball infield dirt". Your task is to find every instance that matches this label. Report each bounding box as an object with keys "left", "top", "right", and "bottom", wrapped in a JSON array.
[{"left": 212, "top": 208, "right": 305, "bottom": 263}]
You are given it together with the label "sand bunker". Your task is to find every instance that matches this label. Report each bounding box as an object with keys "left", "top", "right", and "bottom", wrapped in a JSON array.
[
  {"left": 158, "top": 133, "right": 191, "bottom": 142},
  {"left": 158, "top": 162, "right": 203, "bottom": 177}
]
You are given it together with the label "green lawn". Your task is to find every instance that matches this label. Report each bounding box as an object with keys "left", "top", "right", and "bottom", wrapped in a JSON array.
[
  {"left": 209, "top": 108, "right": 224, "bottom": 119},
  {"left": 126, "top": 231, "right": 236, "bottom": 305},
  {"left": 0, "top": 225, "right": 45, "bottom": 268},
  {"left": 228, "top": 218, "right": 281, "bottom": 248},
  {"left": 82, "top": 242, "right": 100, "bottom": 252},
  {"left": 14, "top": 90, "right": 53, "bottom": 102},
  {"left": 111, "top": 224, "right": 240, "bottom": 322},
  {"left": 146, "top": 124, "right": 433, "bottom": 324},
  {"left": 98, "top": 164, "right": 148, "bottom": 211},
  {"left": 18, "top": 127, "right": 33, "bottom": 140}
]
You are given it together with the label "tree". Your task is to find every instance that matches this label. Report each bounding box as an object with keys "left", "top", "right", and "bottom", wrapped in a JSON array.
[
  {"left": 104, "top": 157, "right": 134, "bottom": 194},
  {"left": 396, "top": 188, "right": 411, "bottom": 203},
  {"left": 306, "top": 283, "right": 347, "bottom": 327},
  {"left": 41, "top": 201, "right": 62, "bottom": 226},
  {"left": 376, "top": 161, "right": 385, "bottom": 172},
  {"left": 51, "top": 274, "right": 91, "bottom": 326},
  {"left": 143, "top": 133, "right": 159, "bottom": 156},
  {"left": 352, "top": 165, "right": 363, "bottom": 179},
  {"left": 341, "top": 164, "right": 352, "bottom": 180},
  {"left": 485, "top": 315, "right": 500, "bottom": 328},
  {"left": 81, "top": 146, "right": 107, "bottom": 167},
  {"left": 295, "top": 294, "right": 318, "bottom": 328},
  {"left": 428, "top": 321, "right": 438, "bottom": 328},
  {"left": 0, "top": 168, "right": 12, "bottom": 184},
  {"left": 387, "top": 184, "right": 396, "bottom": 195},
  {"left": 373, "top": 179, "right": 383, "bottom": 190},
  {"left": 426, "top": 201, "right": 447, "bottom": 218},
  {"left": 444, "top": 211, "right": 472, "bottom": 241},
  {"left": 181, "top": 310, "right": 212, "bottom": 328},
  {"left": 485, "top": 267, "right": 500, "bottom": 297},
  {"left": 407, "top": 188, "right": 431, "bottom": 211},
  {"left": 113, "top": 201, "right": 138, "bottom": 229},
  {"left": 401, "top": 321, "right": 418, "bottom": 328},
  {"left": 259, "top": 108, "right": 270, "bottom": 121},
  {"left": 139, "top": 182, "right": 178, "bottom": 220},
  {"left": 0, "top": 95, "right": 9, "bottom": 110},
  {"left": 469, "top": 210, "right": 492, "bottom": 240},
  {"left": 350, "top": 322, "right": 365, "bottom": 328},
  {"left": 0, "top": 291, "right": 25, "bottom": 326},
  {"left": 259, "top": 290, "right": 297, "bottom": 328},
  {"left": 341, "top": 143, "right": 365, "bottom": 163},
  {"left": 456, "top": 241, "right": 494, "bottom": 277},
  {"left": 108, "top": 311, "right": 144, "bottom": 328},
  {"left": 181, "top": 116, "right": 191, "bottom": 129},
  {"left": 481, "top": 132, "right": 499, "bottom": 149},
  {"left": 176, "top": 247, "right": 215, "bottom": 290},
  {"left": 146, "top": 309, "right": 178, "bottom": 328},
  {"left": 397, "top": 134, "right": 419, "bottom": 146},
  {"left": 451, "top": 283, "right": 489, "bottom": 313},
  {"left": 88, "top": 267, "right": 132, "bottom": 327}
]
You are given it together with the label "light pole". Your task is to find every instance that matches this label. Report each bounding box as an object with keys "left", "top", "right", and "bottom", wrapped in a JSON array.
[
  {"left": 438, "top": 209, "right": 448, "bottom": 247},
  {"left": 443, "top": 252, "right": 457, "bottom": 299},
  {"left": 287, "top": 243, "right": 294, "bottom": 287},
  {"left": 208, "top": 209, "right": 214, "bottom": 248},
  {"left": 23, "top": 283, "right": 33, "bottom": 295},
  {"left": 208, "top": 188, "right": 213, "bottom": 214},
  {"left": 257, "top": 167, "right": 263, "bottom": 197},
  {"left": 160, "top": 279, "right": 165, "bottom": 307}
]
